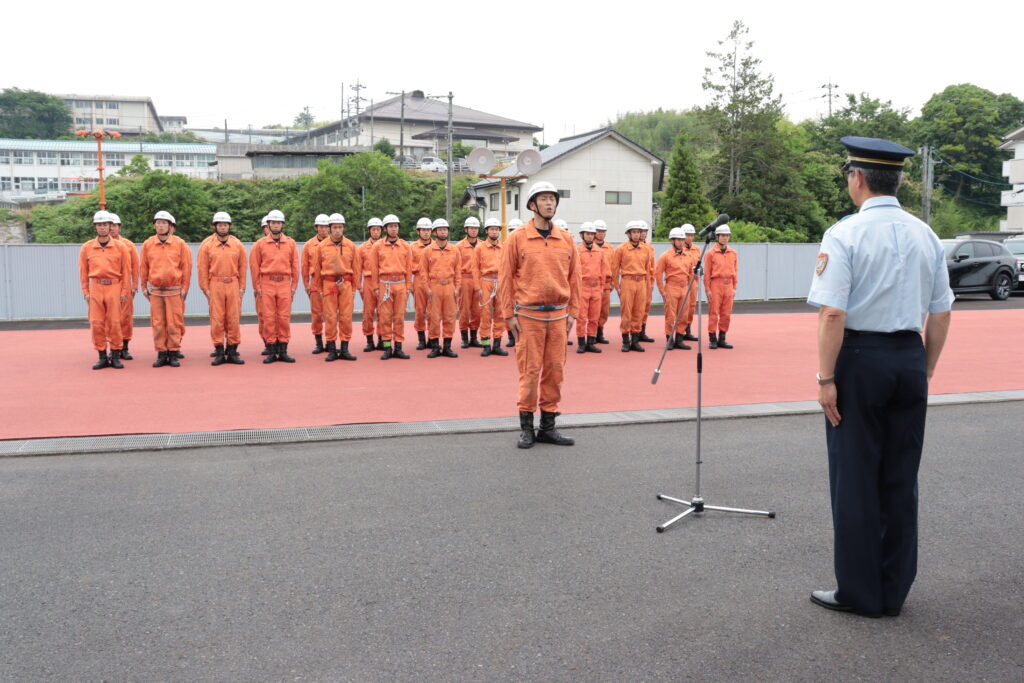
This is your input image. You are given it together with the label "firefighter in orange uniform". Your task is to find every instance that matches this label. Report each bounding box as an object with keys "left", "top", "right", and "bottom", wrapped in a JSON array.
[
  {"left": 410, "top": 217, "right": 434, "bottom": 350},
  {"left": 256, "top": 215, "right": 272, "bottom": 356},
  {"left": 79, "top": 210, "right": 130, "bottom": 369},
  {"left": 456, "top": 216, "right": 484, "bottom": 349},
  {"left": 611, "top": 220, "right": 655, "bottom": 352},
  {"left": 473, "top": 217, "right": 508, "bottom": 357},
  {"left": 250, "top": 209, "right": 299, "bottom": 363},
  {"left": 108, "top": 213, "right": 139, "bottom": 360},
  {"left": 419, "top": 218, "right": 461, "bottom": 358},
  {"left": 198, "top": 211, "right": 247, "bottom": 365},
  {"left": 677, "top": 224, "right": 701, "bottom": 341},
  {"left": 638, "top": 224, "right": 656, "bottom": 342},
  {"left": 575, "top": 221, "right": 608, "bottom": 353},
  {"left": 302, "top": 214, "right": 330, "bottom": 354},
  {"left": 140, "top": 210, "right": 192, "bottom": 367},
  {"left": 311, "top": 213, "right": 360, "bottom": 362},
  {"left": 499, "top": 181, "right": 581, "bottom": 449},
  {"left": 503, "top": 218, "right": 523, "bottom": 348},
  {"left": 593, "top": 219, "right": 614, "bottom": 345},
  {"left": 654, "top": 226, "right": 698, "bottom": 350},
  {"left": 370, "top": 214, "right": 413, "bottom": 360},
  {"left": 704, "top": 223, "right": 737, "bottom": 349},
  {"left": 360, "top": 217, "right": 384, "bottom": 352}
]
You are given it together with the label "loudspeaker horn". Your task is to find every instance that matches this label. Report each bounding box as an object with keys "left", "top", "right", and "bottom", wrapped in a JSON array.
[
  {"left": 515, "top": 149, "right": 543, "bottom": 175},
  {"left": 467, "top": 147, "right": 496, "bottom": 174}
]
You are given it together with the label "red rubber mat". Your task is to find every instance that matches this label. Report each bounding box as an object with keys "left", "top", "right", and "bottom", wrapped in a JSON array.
[{"left": 1, "top": 310, "right": 1019, "bottom": 440}]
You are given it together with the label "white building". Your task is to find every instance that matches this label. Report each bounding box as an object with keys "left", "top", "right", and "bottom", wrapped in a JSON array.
[
  {"left": 56, "top": 94, "right": 163, "bottom": 136},
  {"left": 999, "top": 126, "right": 1024, "bottom": 232},
  {"left": 285, "top": 90, "right": 541, "bottom": 161},
  {"left": 0, "top": 139, "right": 216, "bottom": 203},
  {"left": 461, "top": 127, "right": 664, "bottom": 242}
]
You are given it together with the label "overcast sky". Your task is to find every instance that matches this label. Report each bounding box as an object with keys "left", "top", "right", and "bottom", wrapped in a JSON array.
[{"left": 8, "top": 0, "right": 1021, "bottom": 141}]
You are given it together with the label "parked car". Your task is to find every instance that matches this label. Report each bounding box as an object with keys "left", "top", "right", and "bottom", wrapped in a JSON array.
[
  {"left": 451, "top": 157, "right": 470, "bottom": 173},
  {"left": 393, "top": 155, "right": 418, "bottom": 170},
  {"left": 941, "top": 238, "right": 1019, "bottom": 300},
  {"left": 419, "top": 157, "right": 447, "bottom": 172},
  {"left": 1003, "top": 238, "right": 1024, "bottom": 291}
]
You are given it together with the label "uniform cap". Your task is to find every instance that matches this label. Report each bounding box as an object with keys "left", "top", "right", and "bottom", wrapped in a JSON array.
[
  {"left": 526, "top": 181, "right": 559, "bottom": 207},
  {"left": 416, "top": 217, "right": 433, "bottom": 230},
  {"left": 668, "top": 227, "right": 686, "bottom": 240},
  {"left": 484, "top": 217, "right": 502, "bottom": 228},
  {"left": 579, "top": 221, "right": 597, "bottom": 234},
  {"left": 212, "top": 211, "right": 232, "bottom": 224},
  {"left": 153, "top": 210, "right": 175, "bottom": 224},
  {"left": 431, "top": 218, "right": 449, "bottom": 229},
  {"left": 382, "top": 214, "right": 400, "bottom": 226},
  {"left": 840, "top": 136, "right": 915, "bottom": 171},
  {"left": 328, "top": 213, "right": 345, "bottom": 225},
  {"left": 367, "top": 217, "right": 383, "bottom": 228},
  {"left": 463, "top": 216, "right": 481, "bottom": 228},
  {"left": 715, "top": 224, "right": 731, "bottom": 235},
  {"left": 593, "top": 219, "right": 607, "bottom": 231},
  {"left": 314, "top": 214, "right": 330, "bottom": 226},
  {"left": 681, "top": 223, "right": 696, "bottom": 235},
  {"left": 92, "top": 210, "right": 113, "bottom": 224},
  {"left": 266, "top": 209, "right": 285, "bottom": 222}
]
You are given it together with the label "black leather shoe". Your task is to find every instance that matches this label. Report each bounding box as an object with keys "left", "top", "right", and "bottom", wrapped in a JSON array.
[
  {"left": 595, "top": 326, "right": 610, "bottom": 344},
  {"left": 416, "top": 331, "right": 427, "bottom": 350},
  {"left": 108, "top": 349, "right": 124, "bottom": 369},
  {"left": 810, "top": 590, "right": 882, "bottom": 618},
  {"left": 576, "top": 336, "right": 587, "bottom": 354},
  {"left": 120, "top": 340, "right": 133, "bottom": 360},
  {"left": 312, "top": 334, "right": 325, "bottom": 354},
  {"left": 683, "top": 325, "right": 698, "bottom": 342},
  {"left": 92, "top": 350, "right": 110, "bottom": 370},
  {"left": 392, "top": 342, "right": 410, "bottom": 359},
  {"left": 338, "top": 341, "right": 357, "bottom": 361},
  {"left": 629, "top": 333, "right": 645, "bottom": 352},
  {"left": 517, "top": 411, "right": 535, "bottom": 449},
  {"left": 441, "top": 338, "right": 458, "bottom": 358},
  {"left": 490, "top": 338, "right": 508, "bottom": 356},
  {"left": 363, "top": 335, "right": 376, "bottom": 353},
  {"left": 673, "top": 333, "right": 691, "bottom": 350},
  {"left": 639, "top": 325, "right": 655, "bottom": 343},
  {"left": 535, "top": 411, "right": 574, "bottom": 446},
  {"left": 427, "top": 339, "right": 441, "bottom": 358},
  {"left": 468, "top": 330, "right": 483, "bottom": 348}
]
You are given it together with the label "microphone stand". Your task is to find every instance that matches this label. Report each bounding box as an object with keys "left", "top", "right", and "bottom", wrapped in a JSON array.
[{"left": 651, "top": 232, "right": 775, "bottom": 532}]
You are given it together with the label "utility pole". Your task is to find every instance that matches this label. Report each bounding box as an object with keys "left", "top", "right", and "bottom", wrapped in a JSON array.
[
  {"left": 446, "top": 91, "right": 453, "bottom": 221},
  {"left": 921, "top": 144, "right": 934, "bottom": 224},
  {"left": 821, "top": 82, "right": 840, "bottom": 117},
  {"left": 369, "top": 99, "right": 374, "bottom": 147},
  {"left": 386, "top": 90, "right": 406, "bottom": 159},
  {"left": 350, "top": 79, "right": 367, "bottom": 146},
  {"left": 224, "top": 118, "right": 228, "bottom": 143},
  {"left": 339, "top": 83, "right": 344, "bottom": 148}
]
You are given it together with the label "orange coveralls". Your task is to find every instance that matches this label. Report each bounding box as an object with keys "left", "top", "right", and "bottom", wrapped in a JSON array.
[
  {"left": 498, "top": 220, "right": 581, "bottom": 414},
  {"left": 455, "top": 237, "right": 482, "bottom": 333},
  {"left": 112, "top": 235, "right": 139, "bottom": 342},
  {"left": 79, "top": 238, "right": 130, "bottom": 351},
  {"left": 611, "top": 241, "right": 654, "bottom": 335},
  {"left": 472, "top": 240, "right": 505, "bottom": 342},
  {"left": 642, "top": 241, "right": 655, "bottom": 326},
  {"left": 302, "top": 236, "right": 327, "bottom": 337},
  {"left": 369, "top": 238, "right": 413, "bottom": 343},
  {"left": 312, "top": 238, "right": 361, "bottom": 343},
  {"left": 198, "top": 235, "right": 247, "bottom": 347},
  {"left": 411, "top": 239, "right": 433, "bottom": 333},
  {"left": 576, "top": 241, "right": 610, "bottom": 338},
  {"left": 419, "top": 243, "right": 461, "bottom": 340},
  {"left": 140, "top": 235, "right": 192, "bottom": 352},
  {"left": 359, "top": 238, "right": 381, "bottom": 338},
  {"left": 250, "top": 235, "right": 299, "bottom": 344},
  {"left": 598, "top": 242, "right": 614, "bottom": 328},
  {"left": 704, "top": 246, "right": 738, "bottom": 334},
  {"left": 654, "top": 246, "right": 699, "bottom": 338}
]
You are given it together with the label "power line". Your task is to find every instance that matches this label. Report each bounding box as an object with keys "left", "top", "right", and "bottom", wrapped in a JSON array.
[
  {"left": 936, "top": 183, "right": 1004, "bottom": 208},
  {"left": 931, "top": 152, "right": 1010, "bottom": 185}
]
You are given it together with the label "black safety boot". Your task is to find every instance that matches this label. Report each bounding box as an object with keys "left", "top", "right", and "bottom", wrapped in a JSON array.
[
  {"left": 621, "top": 333, "right": 631, "bottom": 353},
  {"left": 517, "top": 411, "right": 536, "bottom": 449},
  {"left": 261, "top": 340, "right": 271, "bottom": 356},
  {"left": 312, "top": 334, "right": 325, "bottom": 354},
  {"left": 585, "top": 336, "right": 602, "bottom": 353},
  {"left": 93, "top": 350, "right": 110, "bottom": 370},
  {"left": 480, "top": 339, "right": 491, "bottom": 357},
  {"left": 717, "top": 332, "right": 733, "bottom": 349},
  {"left": 121, "top": 340, "right": 133, "bottom": 360},
  {"left": 469, "top": 330, "right": 483, "bottom": 348},
  {"left": 576, "top": 336, "right": 587, "bottom": 354},
  {"left": 152, "top": 351, "right": 168, "bottom": 368},
  {"left": 427, "top": 338, "right": 441, "bottom": 358},
  {"left": 375, "top": 337, "right": 385, "bottom": 351},
  {"left": 639, "top": 324, "right": 655, "bottom": 343},
  {"left": 673, "top": 333, "right": 692, "bottom": 350},
  {"left": 211, "top": 344, "right": 226, "bottom": 366},
  {"left": 167, "top": 350, "right": 181, "bottom": 367},
  {"left": 441, "top": 338, "right": 458, "bottom": 358},
  {"left": 596, "top": 326, "right": 610, "bottom": 344},
  {"left": 338, "top": 341, "right": 356, "bottom": 361},
  {"left": 683, "top": 325, "right": 698, "bottom": 341},
  {"left": 490, "top": 337, "right": 508, "bottom": 357},
  {"left": 278, "top": 342, "right": 296, "bottom": 363},
  {"left": 264, "top": 342, "right": 279, "bottom": 363},
  {"left": 173, "top": 350, "right": 184, "bottom": 359},
  {"left": 227, "top": 344, "right": 245, "bottom": 364},
  {"left": 567, "top": 337, "right": 574, "bottom": 346},
  {"left": 460, "top": 330, "right": 470, "bottom": 349},
  {"left": 536, "top": 411, "right": 574, "bottom": 446},
  {"left": 708, "top": 332, "right": 719, "bottom": 349},
  {"left": 392, "top": 342, "right": 410, "bottom": 359},
  {"left": 109, "top": 349, "right": 124, "bottom": 369},
  {"left": 416, "top": 331, "right": 427, "bottom": 350},
  {"left": 629, "top": 333, "right": 645, "bottom": 352},
  {"left": 380, "top": 342, "right": 393, "bottom": 360},
  {"left": 506, "top": 332, "right": 516, "bottom": 348},
  {"left": 324, "top": 341, "right": 338, "bottom": 362},
  {"left": 363, "top": 335, "right": 375, "bottom": 352}
]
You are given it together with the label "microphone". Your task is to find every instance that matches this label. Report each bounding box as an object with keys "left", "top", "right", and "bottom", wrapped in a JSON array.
[{"left": 699, "top": 214, "right": 730, "bottom": 238}]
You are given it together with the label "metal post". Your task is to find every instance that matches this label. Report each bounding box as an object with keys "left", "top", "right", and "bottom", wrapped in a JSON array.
[
  {"left": 500, "top": 177, "right": 508, "bottom": 240},
  {"left": 446, "top": 91, "right": 454, "bottom": 223},
  {"left": 922, "top": 144, "right": 933, "bottom": 224},
  {"left": 3, "top": 244, "right": 12, "bottom": 322}
]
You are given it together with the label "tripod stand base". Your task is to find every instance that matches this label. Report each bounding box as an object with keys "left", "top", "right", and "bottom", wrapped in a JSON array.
[{"left": 656, "top": 494, "right": 775, "bottom": 532}]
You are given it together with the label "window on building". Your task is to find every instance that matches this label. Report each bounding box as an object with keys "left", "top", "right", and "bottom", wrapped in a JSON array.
[
  {"left": 37, "top": 177, "right": 59, "bottom": 192},
  {"left": 60, "top": 179, "right": 82, "bottom": 193},
  {"left": 107, "top": 102, "right": 119, "bottom": 109},
  {"left": 175, "top": 155, "right": 195, "bottom": 167},
  {"left": 605, "top": 191, "right": 632, "bottom": 205},
  {"left": 75, "top": 117, "right": 91, "bottom": 125},
  {"left": 59, "top": 152, "right": 81, "bottom": 166},
  {"left": 75, "top": 100, "right": 90, "bottom": 108},
  {"left": 13, "top": 151, "right": 33, "bottom": 165},
  {"left": 0, "top": 177, "right": 12, "bottom": 191},
  {"left": 0, "top": 151, "right": 9, "bottom": 164},
  {"left": 83, "top": 153, "right": 97, "bottom": 168},
  {"left": 106, "top": 153, "right": 124, "bottom": 167},
  {"left": 197, "top": 154, "right": 216, "bottom": 166},
  {"left": 106, "top": 118, "right": 119, "bottom": 126},
  {"left": 15, "top": 177, "right": 35, "bottom": 191},
  {"left": 514, "top": 193, "right": 519, "bottom": 211},
  {"left": 558, "top": 189, "right": 570, "bottom": 199},
  {"left": 154, "top": 154, "right": 173, "bottom": 168},
  {"left": 489, "top": 193, "right": 499, "bottom": 211},
  {"left": 94, "top": 101, "right": 105, "bottom": 108},
  {"left": 506, "top": 189, "right": 512, "bottom": 204},
  {"left": 37, "top": 152, "right": 58, "bottom": 165},
  {"left": 64, "top": 100, "right": 74, "bottom": 109}
]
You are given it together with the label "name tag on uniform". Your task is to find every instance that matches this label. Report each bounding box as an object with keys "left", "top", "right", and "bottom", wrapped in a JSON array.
[{"left": 815, "top": 253, "right": 828, "bottom": 276}]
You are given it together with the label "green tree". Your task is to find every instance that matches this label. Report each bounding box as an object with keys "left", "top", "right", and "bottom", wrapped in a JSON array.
[
  {"left": 294, "top": 106, "right": 315, "bottom": 129},
  {"left": 118, "top": 154, "right": 151, "bottom": 177},
  {"left": 373, "top": 139, "right": 396, "bottom": 159},
  {"left": 0, "top": 88, "right": 73, "bottom": 139},
  {"left": 656, "top": 132, "right": 715, "bottom": 238},
  {"left": 802, "top": 94, "right": 912, "bottom": 157}
]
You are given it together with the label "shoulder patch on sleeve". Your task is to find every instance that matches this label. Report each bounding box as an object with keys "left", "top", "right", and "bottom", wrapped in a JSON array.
[{"left": 815, "top": 253, "right": 829, "bottom": 276}]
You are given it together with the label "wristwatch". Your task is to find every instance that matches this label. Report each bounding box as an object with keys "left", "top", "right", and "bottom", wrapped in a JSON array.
[{"left": 816, "top": 373, "right": 835, "bottom": 386}]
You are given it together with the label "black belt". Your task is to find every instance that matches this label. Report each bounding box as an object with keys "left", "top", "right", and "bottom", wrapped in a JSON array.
[{"left": 844, "top": 329, "right": 918, "bottom": 338}]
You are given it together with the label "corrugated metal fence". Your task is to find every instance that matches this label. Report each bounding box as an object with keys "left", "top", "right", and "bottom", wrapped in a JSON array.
[{"left": 0, "top": 242, "right": 822, "bottom": 321}]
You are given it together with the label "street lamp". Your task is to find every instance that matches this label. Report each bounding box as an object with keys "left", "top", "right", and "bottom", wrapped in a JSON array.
[{"left": 75, "top": 128, "right": 121, "bottom": 209}]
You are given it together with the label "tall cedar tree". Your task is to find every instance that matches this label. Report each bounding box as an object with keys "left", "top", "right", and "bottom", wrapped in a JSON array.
[{"left": 657, "top": 133, "right": 715, "bottom": 237}]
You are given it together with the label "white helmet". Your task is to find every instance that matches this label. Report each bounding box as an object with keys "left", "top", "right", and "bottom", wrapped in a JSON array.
[
  {"left": 212, "top": 211, "right": 232, "bottom": 224},
  {"left": 260, "top": 215, "right": 269, "bottom": 228},
  {"left": 416, "top": 217, "right": 433, "bottom": 230},
  {"left": 715, "top": 224, "right": 731, "bottom": 236},
  {"left": 668, "top": 227, "right": 686, "bottom": 240},
  {"left": 153, "top": 210, "right": 175, "bottom": 224},
  {"left": 431, "top": 218, "right": 449, "bottom": 229},
  {"left": 484, "top": 217, "right": 502, "bottom": 229},
  {"left": 526, "top": 181, "right": 559, "bottom": 208},
  {"left": 625, "top": 220, "right": 645, "bottom": 233},
  {"left": 109, "top": 213, "right": 121, "bottom": 225},
  {"left": 579, "top": 221, "right": 597, "bottom": 234},
  {"left": 507, "top": 218, "right": 523, "bottom": 231},
  {"left": 382, "top": 214, "right": 400, "bottom": 226},
  {"left": 593, "top": 219, "right": 607, "bottom": 231},
  {"left": 636, "top": 220, "right": 650, "bottom": 233},
  {"left": 553, "top": 219, "right": 568, "bottom": 230},
  {"left": 328, "top": 213, "right": 346, "bottom": 225},
  {"left": 314, "top": 214, "right": 330, "bottom": 226},
  {"left": 367, "top": 217, "right": 383, "bottom": 228},
  {"left": 681, "top": 223, "right": 696, "bottom": 235},
  {"left": 92, "top": 210, "right": 113, "bottom": 224},
  {"left": 266, "top": 209, "right": 285, "bottom": 222},
  {"left": 463, "top": 216, "right": 481, "bottom": 228}
]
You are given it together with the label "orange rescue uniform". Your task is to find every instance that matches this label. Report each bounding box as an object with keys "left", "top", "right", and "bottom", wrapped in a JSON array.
[
  {"left": 140, "top": 235, "right": 192, "bottom": 352},
  {"left": 576, "top": 240, "right": 610, "bottom": 338},
  {"left": 79, "top": 238, "right": 131, "bottom": 351},
  {"left": 198, "top": 235, "right": 247, "bottom": 346},
  {"left": 610, "top": 241, "right": 654, "bottom": 335},
  {"left": 112, "top": 235, "right": 139, "bottom": 342},
  {"left": 472, "top": 240, "right": 505, "bottom": 342},
  {"left": 312, "top": 237, "right": 361, "bottom": 343},
  {"left": 302, "top": 236, "right": 327, "bottom": 336},
  {"left": 250, "top": 235, "right": 299, "bottom": 344},
  {"left": 654, "top": 245, "right": 699, "bottom": 338},
  {"left": 418, "top": 242, "right": 461, "bottom": 340},
  {"left": 411, "top": 239, "right": 433, "bottom": 333},
  {"left": 643, "top": 241, "right": 656, "bottom": 326},
  {"left": 359, "top": 238, "right": 381, "bottom": 338},
  {"left": 704, "top": 245, "right": 739, "bottom": 334},
  {"left": 455, "top": 237, "right": 482, "bottom": 333},
  {"left": 597, "top": 242, "right": 615, "bottom": 328},
  {"left": 498, "top": 220, "right": 581, "bottom": 414},
  {"left": 369, "top": 238, "right": 413, "bottom": 343}
]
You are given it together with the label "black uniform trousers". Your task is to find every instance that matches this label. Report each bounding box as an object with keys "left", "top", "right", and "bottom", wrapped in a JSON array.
[{"left": 826, "top": 331, "right": 928, "bottom": 616}]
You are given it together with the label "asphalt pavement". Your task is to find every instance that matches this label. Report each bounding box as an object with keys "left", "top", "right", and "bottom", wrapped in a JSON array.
[{"left": 1, "top": 402, "right": 1022, "bottom": 681}]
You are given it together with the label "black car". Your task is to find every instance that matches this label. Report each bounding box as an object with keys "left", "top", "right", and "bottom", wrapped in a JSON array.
[
  {"left": 1003, "top": 239, "right": 1024, "bottom": 291},
  {"left": 941, "top": 239, "right": 1019, "bottom": 300}
]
